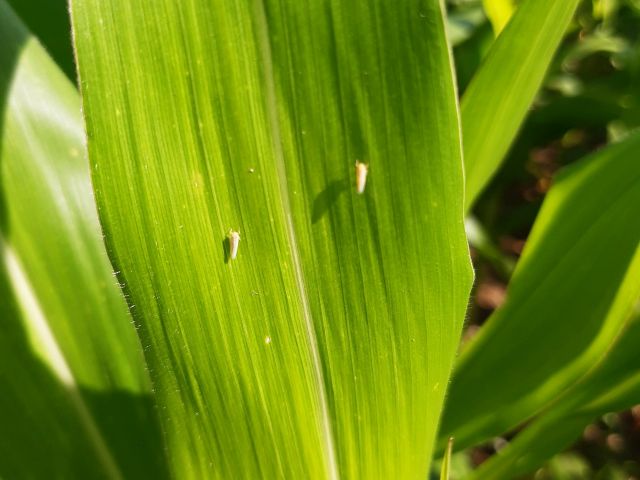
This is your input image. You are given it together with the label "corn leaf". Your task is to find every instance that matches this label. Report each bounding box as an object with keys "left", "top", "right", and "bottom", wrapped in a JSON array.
[
  {"left": 0, "top": 2, "right": 166, "bottom": 477},
  {"left": 70, "top": 0, "right": 473, "bottom": 477},
  {"left": 463, "top": 0, "right": 580, "bottom": 209},
  {"left": 467, "top": 306, "right": 640, "bottom": 478},
  {"left": 440, "top": 132, "right": 640, "bottom": 451}
]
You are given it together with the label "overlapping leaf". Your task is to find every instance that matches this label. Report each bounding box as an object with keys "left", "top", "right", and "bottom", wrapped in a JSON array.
[
  {"left": 468, "top": 306, "right": 640, "bottom": 479},
  {"left": 463, "top": 0, "right": 581, "bottom": 208},
  {"left": 0, "top": 2, "right": 165, "bottom": 477},
  {"left": 440, "top": 132, "right": 640, "bottom": 454}
]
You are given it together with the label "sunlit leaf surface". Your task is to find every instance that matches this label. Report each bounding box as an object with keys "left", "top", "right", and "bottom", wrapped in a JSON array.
[{"left": 71, "top": 0, "right": 473, "bottom": 477}]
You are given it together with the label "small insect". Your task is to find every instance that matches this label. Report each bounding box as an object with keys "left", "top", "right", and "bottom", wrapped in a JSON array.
[
  {"left": 355, "top": 161, "right": 369, "bottom": 194},
  {"left": 227, "top": 230, "right": 241, "bottom": 260}
]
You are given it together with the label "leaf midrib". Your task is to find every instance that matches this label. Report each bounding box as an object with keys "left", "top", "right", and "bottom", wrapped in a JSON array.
[{"left": 252, "top": 1, "right": 339, "bottom": 478}]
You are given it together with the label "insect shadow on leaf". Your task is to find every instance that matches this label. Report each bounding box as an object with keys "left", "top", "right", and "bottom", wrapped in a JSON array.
[
  {"left": 312, "top": 179, "right": 349, "bottom": 224},
  {"left": 222, "top": 236, "right": 230, "bottom": 264}
]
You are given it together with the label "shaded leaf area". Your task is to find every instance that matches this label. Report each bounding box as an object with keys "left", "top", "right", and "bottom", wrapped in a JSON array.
[
  {"left": 6, "top": 0, "right": 75, "bottom": 80},
  {"left": 0, "top": 272, "right": 103, "bottom": 479},
  {"left": 0, "top": 269, "right": 166, "bottom": 479},
  {"left": 440, "top": 132, "right": 640, "bottom": 452},
  {"left": 0, "top": 2, "right": 167, "bottom": 477},
  {"left": 71, "top": 0, "right": 473, "bottom": 478},
  {"left": 463, "top": 0, "right": 581, "bottom": 209},
  {"left": 468, "top": 308, "right": 640, "bottom": 479}
]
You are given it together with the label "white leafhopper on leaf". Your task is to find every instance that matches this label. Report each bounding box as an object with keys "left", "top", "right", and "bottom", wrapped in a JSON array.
[
  {"left": 228, "top": 230, "right": 240, "bottom": 260},
  {"left": 355, "top": 161, "right": 369, "bottom": 194}
]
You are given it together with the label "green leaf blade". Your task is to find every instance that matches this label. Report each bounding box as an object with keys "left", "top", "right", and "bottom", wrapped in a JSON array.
[
  {"left": 470, "top": 308, "right": 640, "bottom": 479},
  {"left": 463, "top": 0, "right": 580, "bottom": 209},
  {"left": 440, "top": 132, "right": 640, "bottom": 451},
  {"left": 71, "top": 0, "right": 473, "bottom": 477}
]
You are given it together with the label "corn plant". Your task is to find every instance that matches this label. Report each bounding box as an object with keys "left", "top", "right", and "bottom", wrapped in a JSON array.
[{"left": 1, "top": 0, "right": 639, "bottom": 478}]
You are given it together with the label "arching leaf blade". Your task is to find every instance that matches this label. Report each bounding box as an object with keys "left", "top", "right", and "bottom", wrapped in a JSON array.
[
  {"left": 463, "top": 0, "right": 580, "bottom": 209},
  {"left": 441, "top": 132, "right": 640, "bottom": 451},
  {"left": 469, "top": 308, "right": 640, "bottom": 479}
]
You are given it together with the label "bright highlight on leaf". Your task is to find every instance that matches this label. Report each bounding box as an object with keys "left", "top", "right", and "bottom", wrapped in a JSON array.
[{"left": 482, "top": 0, "right": 516, "bottom": 34}]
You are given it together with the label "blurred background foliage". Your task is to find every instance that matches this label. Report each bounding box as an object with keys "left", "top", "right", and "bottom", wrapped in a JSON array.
[{"left": 446, "top": 0, "right": 640, "bottom": 478}]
